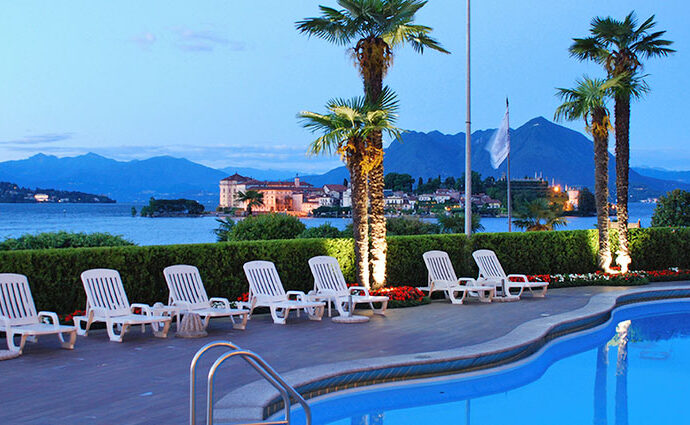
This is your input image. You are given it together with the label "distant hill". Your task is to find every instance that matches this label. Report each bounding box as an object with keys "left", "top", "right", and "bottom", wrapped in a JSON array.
[
  {"left": 633, "top": 167, "right": 690, "bottom": 184},
  {"left": 304, "top": 117, "right": 689, "bottom": 200},
  {"left": 0, "top": 181, "right": 115, "bottom": 203},
  {"left": 0, "top": 153, "right": 226, "bottom": 203}
]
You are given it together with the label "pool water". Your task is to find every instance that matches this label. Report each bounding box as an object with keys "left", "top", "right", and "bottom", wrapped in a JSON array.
[{"left": 285, "top": 301, "right": 690, "bottom": 425}]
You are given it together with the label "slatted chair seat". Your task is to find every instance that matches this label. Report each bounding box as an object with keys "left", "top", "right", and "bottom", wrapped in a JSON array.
[
  {"left": 0, "top": 273, "right": 76, "bottom": 354},
  {"left": 243, "top": 260, "right": 325, "bottom": 325},
  {"left": 308, "top": 256, "right": 388, "bottom": 317},
  {"left": 419, "top": 251, "right": 494, "bottom": 304},
  {"left": 472, "top": 249, "right": 549, "bottom": 298},
  {"left": 77, "top": 269, "right": 171, "bottom": 342},
  {"left": 163, "top": 265, "right": 248, "bottom": 330}
]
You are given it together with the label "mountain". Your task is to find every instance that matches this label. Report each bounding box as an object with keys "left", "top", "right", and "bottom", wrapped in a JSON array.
[
  {"left": 303, "top": 117, "right": 689, "bottom": 200},
  {"left": 633, "top": 167, "right": 690, "bottom": 184},
  {"left": 0, "top": 153, "right": 227, "bottom": 203}
]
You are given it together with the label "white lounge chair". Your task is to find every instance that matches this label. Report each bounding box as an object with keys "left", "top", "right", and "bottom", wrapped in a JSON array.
[
  {"left": 472, "top": 249, "right": 549, "bottom": 298},
  {"left": 0, "top": 273, "right": 77, "bottom": 354},
  {"left": 77, "top": 269, "right": 172, "bottom": 342},
  {"left": 308, "top": 256, "right": 388, "bottom": 317},
  {"left": 163, "top": 265, "right": 248, "bottom": 330},
  {"left": 419, "top": 251, "right": 495, "bottom": 304},
  {"left": 243, "top": 260, "right": 325, "bottom": 325}
]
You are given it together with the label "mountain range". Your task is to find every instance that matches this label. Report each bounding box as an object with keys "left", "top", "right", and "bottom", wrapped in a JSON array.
[{"left": 0, "top": 117, "right": 686, "bottom": 203}]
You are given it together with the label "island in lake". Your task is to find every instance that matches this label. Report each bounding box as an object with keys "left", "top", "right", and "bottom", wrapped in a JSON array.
[{"left": 0, "top": 181, "right": 115, "bottom": 203}]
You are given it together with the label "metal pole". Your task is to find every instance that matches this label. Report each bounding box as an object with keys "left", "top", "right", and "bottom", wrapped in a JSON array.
[
  {"left": 464, "top": 0, "right": 472, "bottom": 237},
  {"left": 506, "top": 98, "right": 511, "bottom": 232}
]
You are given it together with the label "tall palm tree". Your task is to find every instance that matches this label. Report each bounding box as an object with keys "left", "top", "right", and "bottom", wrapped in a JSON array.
[
  {"left": 299, "top": 88, "right": 402, "bottom": 287},
  {"left": 235, "top": 190, "right": 264, "bottom": 215},
  {"left": 512, "top": 198, "right": 568, "bottom": 232},
  {"left": 569, "top": 12, "right": 674, "bottom": 272},
  {"left": 555, "top": 76, "right": 622, "bottom": 272},
  {"left": 297, "top": 0, "right": 448, "bottom": 288}
]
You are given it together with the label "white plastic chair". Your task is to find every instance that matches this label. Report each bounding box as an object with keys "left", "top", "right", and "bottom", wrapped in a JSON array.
[
  {"left": 0, "top": 273, "right": 77, "bottom": 354},
  {"left": 308, "top": 256, "right": 388, "bottom": 317},
  {"left": 77, "top": 269, "right": 171, "bottom": 342},
  {"left": 419, "top": 251, "right": 494, "bottom": 304},
  {"left": 163, "top": 265, "right": 248, "bottom": 330},
  {"left": 472, "top": 249, "right": 549, "bottom": 298},
  {"left": 243, "top": 260, "right": 325, "bottom": 325}
]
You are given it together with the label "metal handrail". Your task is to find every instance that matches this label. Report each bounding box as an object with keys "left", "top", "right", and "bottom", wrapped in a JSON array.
[
  {"left": 207, "top": 349, "right": 312, "bottom": 425},
  {"left": 189, "top": 341, "right": 311, "bottom": 425}
]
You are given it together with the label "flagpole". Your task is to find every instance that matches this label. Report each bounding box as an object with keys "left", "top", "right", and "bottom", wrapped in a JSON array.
[
  {"left": 464, "top": 0, "right": 472, "bottom": 237},
  {"left": 506, "top": 98, "right": 511, "bottom": 232}
]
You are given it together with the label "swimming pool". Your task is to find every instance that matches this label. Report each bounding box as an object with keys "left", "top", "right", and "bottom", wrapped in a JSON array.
[{"left": 282, "top": 300, "right": 690, "bottom": 424}]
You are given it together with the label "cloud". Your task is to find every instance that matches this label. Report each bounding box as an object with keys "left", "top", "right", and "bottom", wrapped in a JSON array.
[
  {"left": 131, "top": 32, "right": 157, "bottom": 50},
  {"left": 0, "top": 133, "right": 73, "bottom": 145},
  {"left": 172, "top": 27, "right": 246, "bottom": 52}
]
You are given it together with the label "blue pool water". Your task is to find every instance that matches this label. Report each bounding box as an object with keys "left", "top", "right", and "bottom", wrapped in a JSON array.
[{"left": 285, "top": 301, "right": 690, "bottom": 425}]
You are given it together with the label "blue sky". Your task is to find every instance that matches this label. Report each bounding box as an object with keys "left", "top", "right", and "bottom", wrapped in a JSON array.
[{"left": 0, "top": 0, "right": 687, "bottom": 172}]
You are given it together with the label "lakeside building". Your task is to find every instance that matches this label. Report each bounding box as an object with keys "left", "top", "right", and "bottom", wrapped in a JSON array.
[{"left": 219, "top": 174, "right": 350, "bottom": 216}]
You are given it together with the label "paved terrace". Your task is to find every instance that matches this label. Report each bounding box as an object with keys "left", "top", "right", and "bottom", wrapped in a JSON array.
[{"left": 1, "top": 283, "right": 685, "bottom": 425}]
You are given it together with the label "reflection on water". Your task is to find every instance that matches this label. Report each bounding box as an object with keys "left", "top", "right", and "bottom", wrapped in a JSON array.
[{"left": 318, "top": 309, "right": 690, "bottom": 425}]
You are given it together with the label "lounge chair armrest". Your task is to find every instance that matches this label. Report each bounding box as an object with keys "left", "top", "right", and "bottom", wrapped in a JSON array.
[
  {"left": 38, "top": 311, "right": 60, "bottom": 327},
  {"left": 171, "top": 300, "right": 192, "bottom": 311},
  {"left": 286, "top": 290, "right": 307, "bottom": 301},
  {"left": 130, "top": 303, "right": 153, "bottom": 316},
  {"left": 209, "top": 297, "right": 231, "bottom": 309},
  {"left": 457, "top": 278, "right": 476, "bottom": 286},
  {"left": 507, "top": 274, "right": 529, "bottom": 282},
  {"left": 348, "top": 286, "right": 371, "bottom": 296},
  {"left": 0, "top": 314, "right": 11, "bottom": 332},
  {"left": 89, "top": 307, "right": 109, "bottom": 319}
]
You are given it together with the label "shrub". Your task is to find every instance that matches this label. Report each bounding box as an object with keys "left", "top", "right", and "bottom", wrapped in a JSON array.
[
  {"left": 0, "top": 231, "right": 134, "bottom": 251},
  {"left": 386, "top": 217, "right": 440, "bottom": 235},
  {"left": 298, "top": 223, "right": 346, "bottom": 239},
  {"left": 651, "top": 189, "right": 690, "bottom": 227},
  {"left": 437, "top": 212, "right": 483, "bottom": 233},
  {"left": 228, "top": 213, "right": 306, "bottom": 241}
]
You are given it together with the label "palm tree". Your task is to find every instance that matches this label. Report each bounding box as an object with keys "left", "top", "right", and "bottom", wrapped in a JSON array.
[
  {"left": 235, "top": 190, "right": 264, "bottom": 215},
  {"left": 299, "top": 88, "right": 402, "bottom": 287},
  {"left": 555, "top": 76, "right": 621, "bottom": 272},
  {"left": 570, "top": 12, "right": 674, "bottom": 272},
  {"left": 297, "top": 0, "right": 448, "bottom": 289},
  {"left": 512, "top": 198, "right": 568, "bottom": 232}
]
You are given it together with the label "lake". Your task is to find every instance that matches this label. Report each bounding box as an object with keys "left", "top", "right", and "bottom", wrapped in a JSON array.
[{"left": 0, "top": 202, "right": 657, "bottom": 246}]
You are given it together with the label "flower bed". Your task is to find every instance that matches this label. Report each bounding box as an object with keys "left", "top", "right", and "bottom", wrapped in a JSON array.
[
  {"left": 510, "top": 267, "right": 690, "bottom": 288},
  {"left": 367, "top": 286, "right": 430, "bottom": 308}
]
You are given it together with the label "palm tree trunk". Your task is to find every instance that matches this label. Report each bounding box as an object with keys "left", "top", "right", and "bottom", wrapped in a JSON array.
[
  {"left": 350, "top": 150, "right": 370, "bottom": 288},
  {"left": 593, "top": 115, "right": 612, "bottom": 271},
  {"left": 360, "top": 36, "right": 387, "bottom": 289},
  {"left": 614, "top": 94, "right": 631, "bottom": 272}
]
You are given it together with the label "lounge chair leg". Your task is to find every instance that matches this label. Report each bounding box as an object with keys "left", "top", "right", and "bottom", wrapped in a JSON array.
[
  {"left": 153, "top": 320, "right": 170, "bottom": 338},
  {"left": 60, "top": 330, "right": 77, "bottom": 350},
  {"left": 6, "top": 333, "right": 27, "bottom": 354},
  {"left": 106, "top": 322, "right": 126, "bottom": 343},
  {"left": 448, "top": 289, "right": 466, "bottom": 305},
  {"left": 270, "top": 306, "right": 287, "bottom": 325},
  {"left": 307, "top": 305, "right": 324, "bottom": 321},
  {"left": 232, "top": 313, "right": 248, "bottom": 330}
]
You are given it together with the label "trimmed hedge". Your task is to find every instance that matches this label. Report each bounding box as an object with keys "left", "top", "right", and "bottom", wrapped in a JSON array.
[{"left": 1, "top": 228, "right": 689, "bottom": 314}]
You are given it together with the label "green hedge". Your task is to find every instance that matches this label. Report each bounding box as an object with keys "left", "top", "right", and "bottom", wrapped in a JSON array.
[{"left": 1, "top": 228, "right": 689, "bottom": 314}]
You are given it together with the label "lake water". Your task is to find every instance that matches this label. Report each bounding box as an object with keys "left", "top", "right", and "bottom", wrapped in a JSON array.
[{"left": 0, "top": 202, "right": 657, "bottom": 246}]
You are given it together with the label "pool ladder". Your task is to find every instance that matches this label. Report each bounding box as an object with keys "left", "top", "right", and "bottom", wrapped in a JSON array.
[{"left": 190, "top": 341, "right": 312, "bottom": 425}]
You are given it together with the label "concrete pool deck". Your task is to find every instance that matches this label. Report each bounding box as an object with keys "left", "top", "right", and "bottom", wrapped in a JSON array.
[{"left": 2, "top": 282, "right": 689, "bottom": 425}]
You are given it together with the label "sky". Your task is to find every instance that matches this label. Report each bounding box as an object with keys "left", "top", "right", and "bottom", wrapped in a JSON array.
[{"left": 0, "top": 0, "right": 687, "bottom": 173}]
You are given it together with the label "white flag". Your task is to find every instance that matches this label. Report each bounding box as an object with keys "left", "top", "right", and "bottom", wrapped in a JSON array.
[{"left": 487, "top": 107, "right": 509, "bottom": 169}]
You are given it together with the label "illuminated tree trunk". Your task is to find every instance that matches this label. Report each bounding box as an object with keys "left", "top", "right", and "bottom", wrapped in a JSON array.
[
  {"left": 359, "top": 36, "right": 388, "bottom": 289},
  {"left": 593, "top": 111, "right": 612, "bottom": 272},
  {"left": 614, "top": 94, "right": 631, "bottom": 272},
  {"left": 593, "top": 345, "right": 608, "bottom": 425},
  {"left": 350, "top": 147, "right": 370, "bottom": 288},
  {"left": 615, "top": 320, "right": 630, "bottom": 425}
]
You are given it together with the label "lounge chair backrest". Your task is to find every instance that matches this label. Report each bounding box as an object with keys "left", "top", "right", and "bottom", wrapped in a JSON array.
[
  {"left": 423, "top": 251, "right": 459, "bottom": 284},
  {"left": 243, "top": 261, "right": 286, "bottom": 303},
  {"left": 472, "top": 249, "right": 507, "bottom": 280},
  {"left": 163, "top": 265, "right": 210, "bottom": 309},
  {"left": 0, "top": 273, "right": 38, "bottom": 326},
  {"left": 80, "top": 269, "right": 131, "bottom": 317},
  {"left": 308, "top": 256, "right": 348, "bottom": 296}
]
